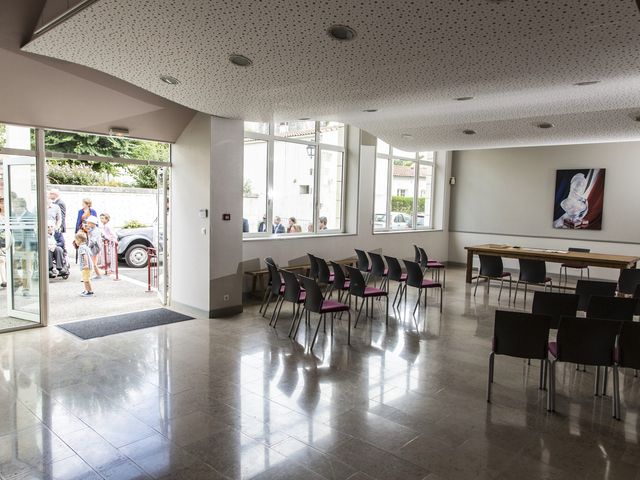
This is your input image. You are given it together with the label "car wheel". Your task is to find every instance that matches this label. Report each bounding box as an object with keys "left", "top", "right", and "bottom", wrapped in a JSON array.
[{"left": 125, "top": 245, "right": 149, "bottom": 268}]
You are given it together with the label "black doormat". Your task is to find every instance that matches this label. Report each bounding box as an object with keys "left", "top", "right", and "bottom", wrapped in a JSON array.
[{"left": 57, "top": 308, "right": 195, "bottom": 340}]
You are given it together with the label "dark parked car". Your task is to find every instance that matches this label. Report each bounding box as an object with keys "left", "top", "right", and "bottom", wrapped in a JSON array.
[{"left": 117, "top": 225, "right": 154, "bottom": 267}]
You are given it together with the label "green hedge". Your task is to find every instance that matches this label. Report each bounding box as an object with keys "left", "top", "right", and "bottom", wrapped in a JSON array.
[{"left": 391, "top": 196, "right": 425, "bottom": 213}]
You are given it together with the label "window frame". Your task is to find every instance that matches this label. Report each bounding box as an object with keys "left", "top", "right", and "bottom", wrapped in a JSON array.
[
  {"left": 374, "top": 141, "right": 436, "bottom": 233},
  {"left": 243, "top": 121, "right": 346, "bottom": 238}
]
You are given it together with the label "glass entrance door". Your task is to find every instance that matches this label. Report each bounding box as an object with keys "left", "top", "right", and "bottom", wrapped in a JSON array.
[
  {"left": 3, "top": 155, "right": 41, "bottom": 323},
  {"left": 156, "top": 167, "right": 168, "bottom": 305}
]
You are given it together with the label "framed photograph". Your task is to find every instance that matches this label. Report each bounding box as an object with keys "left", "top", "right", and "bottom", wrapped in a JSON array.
[{"left": 553, "top": 169, "right": 605, "bottom": 230}]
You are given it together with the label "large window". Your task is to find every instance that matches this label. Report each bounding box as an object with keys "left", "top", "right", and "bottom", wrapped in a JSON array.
[
  {"left": 243, "top": 121, "right": 346, "bottom": 237},
  {"left": 374, "top": 139, "right": 435, "bottom": 232}
]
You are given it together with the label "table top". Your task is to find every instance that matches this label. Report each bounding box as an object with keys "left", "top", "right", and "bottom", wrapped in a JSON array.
[{"left": 465, "top": 243, "right": 639, "bottom": 268}]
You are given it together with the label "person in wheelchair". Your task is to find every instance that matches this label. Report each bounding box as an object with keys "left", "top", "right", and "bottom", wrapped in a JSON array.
[{"left": 47, "top": 222, "right": 68, "bottom": 278}]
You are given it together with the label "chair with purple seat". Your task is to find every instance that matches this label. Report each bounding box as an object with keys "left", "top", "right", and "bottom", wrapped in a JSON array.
[
  {"left": 270, "top": 269, "right": 305, "bottom": 329},
  {"left": 355, "top": 249, "right": 372, "bottom": 276},
  {"left": 559, "top": 247, "right": 590, "bottom": 286},
  {"left": 259, "top": 257, "right": 276, "bottom": 314},
  {"left": 329, "top": 261, "right": 350, "bottom": 302},
  {"left": 315, "top": 256, "right": 334, "bottom": 290},
  {"left": 513, "top": 259, "right": 553, "bottom": 307},
  {"left": 307, "top": 253, "right": 320, "bottom": 280},
  {"left": 474, "top": 254, "right": 512, "bottom": 302},
  {"left": 345, "top": 265, "right": 389, "bottom": 328},
  {"left": 403, "top": 260, "right": 443, "bottom": 316},
  {"left": 417, "top": 246, "right": 446, "bottom": 287},
  {"left": 384, "top": 255, "right": 407, "bottom": 307},
  {"left": 263, "top": 259, "right": 284, "bottom": 319},
  {"left": 368, "top": 251, "right": 388, "bottom": 291},
  {"left": 297, "top": 275, "right": 351, "bottom": 351}
]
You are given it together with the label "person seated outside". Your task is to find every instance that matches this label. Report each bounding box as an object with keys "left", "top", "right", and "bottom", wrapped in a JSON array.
[
  {"left": 319, "top": 216, "right": 328, "bottom": 230},
  {"left": 47, "top": 222, "right": 66, "bottom": 277}
]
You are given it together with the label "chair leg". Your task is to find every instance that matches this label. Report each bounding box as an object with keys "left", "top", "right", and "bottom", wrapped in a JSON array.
[
  {"left": 259, "top": 287, "right": 270, "bottom": 314},
  {"left": 548, "top": 360, "right": 556, "bottom": 412},
  {"left": 393, "top": 283, "right": 402, "bottom": 306},
  {"left": 269, "top": 297, "right": 283, "bottom": 326},
  {"left": 310, "top": 313, "right": 323, "bottom": 351},
  {"left": 347, "top": 310, "right": 351, "bottom": 345},
  {"left": 613, "top": 365, "right": 621, "bottom": 420},
  {"left": 439, "top": 286, "right": 443, "bottom": 312},
  {"left": 523, "top": 283, "right": 528, "bottom": 307},
  {"left": 602, "top": 367, "right": 608, "bottom": 396},
  {"left": 539, "top": 359, "right": 546, "bottom": 390},
  {"left": 288, "top": 304, "right": 300, "bottom": 337},
  {"left": 385, "top": 295, "right": 389, "bottom": 326},
  {"left": 594, "top": 366, "right": 601, "bottom": 396},
  {"left": 513, "top": 281, "right": 520, "bottom": 305},
  {"left": 487, "top": 352, "right": 495, "bottom": 403},
  {"left": 508, "top": 277, "right": 512, "bottom": 302},
  {"left": 262, "top": 291, "right": 273, "bottom": 317},
  {"left": 474, "top": 274, "right": 481, "bottom": 296},
  {"left": 354, "top": 298, "right": 365, "bottom": 328},
  {"left": 498, "top": 278, "right": 504, "bottom": 301},
  {"left": 413, "top": 289, "right": 421, "bottom": 317}
]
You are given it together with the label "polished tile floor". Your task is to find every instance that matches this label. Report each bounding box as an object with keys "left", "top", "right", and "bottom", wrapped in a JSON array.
[{"left": 1, "top": 267, "right": 639, "bottom": 479}]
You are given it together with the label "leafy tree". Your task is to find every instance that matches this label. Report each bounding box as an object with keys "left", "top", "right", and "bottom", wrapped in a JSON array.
[
  {"left": 0, "top": 123, "right": 6, "bottom": 148},
  {"left": 128, "top": 165, "right": 158, "bottom": 188}
]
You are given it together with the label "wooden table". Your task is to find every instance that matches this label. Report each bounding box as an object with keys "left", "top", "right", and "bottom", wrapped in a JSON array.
[
  {"left": 244, "top": 256, "right": 357, "bottom": 297},
  {"left": 464, "top": 244, "right": 639, "bottom": 283}
]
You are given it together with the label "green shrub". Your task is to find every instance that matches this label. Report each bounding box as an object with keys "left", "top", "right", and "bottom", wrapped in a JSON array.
[
  {"left": 128, "top": 165, "right": 158, "bottom": 188},
  {"left": 122, "top": 220, "right": 148, "bottom": 229},
  {"left": 391, "top": 196, "right": 426, "bottom": 213},
  {"left": 47, "top": 163, "right": 102, "bottom": 185}
]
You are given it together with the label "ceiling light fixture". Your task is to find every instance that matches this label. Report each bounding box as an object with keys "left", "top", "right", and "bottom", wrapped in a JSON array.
[
  {"left": 298, "top": 117, "right": 311, "bottom": 121},
  {"left": 328, "top": 25, "right": 356, "bottom": 41},
  {"left": 463, "top": 129, "right": 476, "bottom": 135},
  {"left": 455, "top": 96, "right": 474, "bottom": 101},
  {"left": 633, "top": 115, "right": 640, "bottom": 122},
  {"left": 229, "top": 54, "right": 253, "bottom": 67},
  {"left": 573, "top": 80, "right": 600, "bottom": 86},
  {"left": 159, "top": 75, "right": 180, "bottom": 85},
  {"left": 537, "top": 122, "right": 554, "bottom": 129},
  {"left": 362, "top": 109, "right": 378, "bottom": 113},
  {"left": 108, "top": 127, "right": 129, "bottom": 137},
  {"left": 401, "top": 133, "right": 413, "bottom": 139}
]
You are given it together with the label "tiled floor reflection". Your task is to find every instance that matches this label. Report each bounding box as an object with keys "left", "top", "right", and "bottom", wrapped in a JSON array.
[{"left": 0, "top": 266, "right": 639, "bottom": 479}]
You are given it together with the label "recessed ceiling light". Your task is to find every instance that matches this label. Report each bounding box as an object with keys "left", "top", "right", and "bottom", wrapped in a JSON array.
[
  {"left": 229, "top": 54, "right": 252, "bottom": 67},
  {"left": 455, "top": 96, "right": 474, "bottom": 101},
  {"left": 159, "top": 75, "right": 180, "bottom": 85},
  {"left": 463, "top": 129, "right": 476, "bottom": 135},
  {"left": 362, "top": 109, "right": 378, "bottom": 113},
  {"left": 401, "top": 133, "right": 413, "bottom": 139},
  {"left": 573, "top": 80, "right": 600, "bottom": 86},
  {"left": 328, "top": 25, "right": 356, "bottom": 41},
  {"left": 536, "top": 122, "right": 554, "bottom": 129},
  {"left": 633, "top": 115, "right": 640, "bottom": 122},
  {"left": 298, "top": 117, "right": 311, "bottom": 121}
]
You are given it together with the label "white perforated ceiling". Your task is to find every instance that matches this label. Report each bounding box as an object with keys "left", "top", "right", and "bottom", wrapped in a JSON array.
[{"left": 23, "top": 0, "right": 640, "bottom": 150}]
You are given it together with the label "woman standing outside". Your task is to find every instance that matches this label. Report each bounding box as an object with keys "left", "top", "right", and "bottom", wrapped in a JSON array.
[{"left": 75, "top": 198, "right": 97, "bottom": 234}]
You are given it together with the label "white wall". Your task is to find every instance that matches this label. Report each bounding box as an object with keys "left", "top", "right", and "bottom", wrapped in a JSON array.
[
  {"left": 170, "top": 113, "right": 212, "bottom": 312},
  {"left": 242, "top": 130, "right": 451, "bottom": 285},
  {"left": 449, "top": 141, "right": 640, "bottom": 280}
]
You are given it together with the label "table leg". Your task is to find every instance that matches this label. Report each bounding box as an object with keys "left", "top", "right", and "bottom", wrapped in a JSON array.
[{"left": 466, "top": 250, "right": 474, "bottom": 283}]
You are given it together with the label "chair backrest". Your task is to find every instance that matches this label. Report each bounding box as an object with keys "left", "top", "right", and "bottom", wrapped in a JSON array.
[
  {"left": 264, "top": 257, "right": 276, "bottom": 285},
  {"left": 355, "top": 249, "right": 370, "bottom": 272},
  {"left": 518, "top": 259, "right": 547, "bottom": 284},
  {"left": 307, "top": 253, "right": 319, "bottom": 280},
  {"left": 635, "top": 284, "right": 640, "bottom": 315},
  {"left": 299, "top": 275, "right": 324, "bottom": 313},
  {"left": 618, "top": 321, "right": 640, "bottom": 370},
  {"left": 280, "top": 269, "right": 302, "bottom": 303},
  {"left": 403, "top": 260, "right": 424, "bottom": 288},
  {"left": 418, "top": 247, "right": 429, "bottom": 269},
  {"left": 556, "top": 316, "right": 621, "bottom": 366},
  {"left": 567, "top": 247, "right": 590, "bottom": 253},
  {"left": 384, "top": 255, "right": 403, "bottom": 282},
  {"left": 493, "top": 310, "right": 550, "bottom": 360},
  {"left": 369, "top": 252, "right": 386, "bottom": 277},
  {"left": 575, "top": 279, "right": 617, "bottom": 311},
  {"left": 618, "top": 268, "right": 640, "bottom": 295},
  {"left": 316, "top": 256, "right": 332, "bottom": 284},
  {"left": 531, "top": 292, "right": 579, "bottom": 329},
  {"left": 266, "top": 261, "right": 283, "bottom": 295},
  {"left": 413, "top": 245, "right": 421, "bottom": 263},
  {"left": 586, "top": 295, "right": 636, "bottom": 321},
  {"left": 330, "top": 261, "right": 347, "bottom": 290},
  {"left": 345, "top": 265, "right": 366, "bottom": 296},
  {"left": 478, "top": 255, "right": 504, "bottom": 278}
]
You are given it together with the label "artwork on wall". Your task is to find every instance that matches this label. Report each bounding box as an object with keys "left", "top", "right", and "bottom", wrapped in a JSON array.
[{"left": 553, "top": 168, "right": 605, "bottom": 230}]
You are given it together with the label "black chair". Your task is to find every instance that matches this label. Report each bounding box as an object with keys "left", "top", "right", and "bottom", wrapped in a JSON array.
[
  {"left": 474, "top": 255, "right": 512, "bottom": 302},
  {"left": 634, "top": 284, "right": 640, "bottom": 316},
  {"left": 547, "top": 316, "right": 621, "bottom": 415},
  {"left": 575, "top": 279, "right": 617, "bottom": 312},
  {"left": 613, "top": 322, "right": 640, "bottom": 419},
  {"left": 403, "top": 260, "right": 442, "bottom": 316},
  {"left": 263, "top": 260, "right": 284, "bottom": 318},
  {"left": 368, "top": 252, "right": 388, "bottom": 291},
  {"left": 531, "top": 291, "right": 579, "bottom": 329},
  {"left": 316, "top": 256, "right": 334, "bottom": 287},
  {"left": 560, "top": 247, "right": 590, "bottom": 286},
  {"left": 413, "top": 245, "right": 421, "bottom": 263},
  {"left": 513, "top": 259, "right": 552, "bottom": 307},
  {"left": 271, "top": 269, "right": 306, "bottom": 329},
  {"left": 586, "top": 296, "right": 636, "bottom": 321},
  {"left": 487, "top": 311, "right": 551, "bottom": 403},
  {"left": 329, "top": 261, "right": 350, "bottom": 301},
  {"left": 384, "top": 255, "right": 407, "bottom": 307},
  {"left": 354, "top": 249, "right": 371, "bottom": 274},
  {"left": 259, "top": 256, "right": 276, "bottom": 314},
  {"left": 417, "top": 246, "right": 446, "bottom": 286},
  {"left": 345, "top": 265, "right": 388, "bottom": 328},
  {"left": 307, "top": 253, "right": 319, "bottom": 280},
  {"left": 297, "top": 276, "right": 350, "bottom": 351},
  {"left": 617, "top": 269, "right": 640, "bottom": 296}
]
